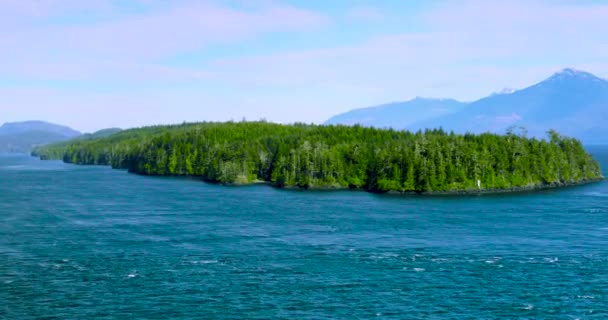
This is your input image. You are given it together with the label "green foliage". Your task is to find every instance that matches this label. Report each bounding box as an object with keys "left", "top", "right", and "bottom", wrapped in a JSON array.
[{"left": 32, "top": 122, "right": 603, "bottom": 193}]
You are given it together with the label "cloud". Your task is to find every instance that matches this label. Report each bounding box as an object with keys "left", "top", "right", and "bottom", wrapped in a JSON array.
[
  {"left": 0, "top": 0, "right": 329, "bottom": 81},
  {"left": 3, "top": 0, "right": 608, "bottom": 130},
  {"left": 0, "top": 1, "right": 329, "bottom": 74},
  {"left": 0, "top": 0, "right": 120, "bottom": 26},
  {"left": 4, "top": 0, "right": 607, "bottom": 88},
  {"left": 202, "top": 0, "right": 608, "bottom": 100},
  {"left": 421, "top": 0, "right": 608, "bottom": 57}
]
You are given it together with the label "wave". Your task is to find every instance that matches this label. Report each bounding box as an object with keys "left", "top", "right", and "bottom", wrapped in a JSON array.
[
  {"left": 582, "top": 191, "right": 608, "bottom": 197},
  {"left": 0, "top": 165, "right": 25, "bottom": 170},
  {"left": 0, "top": 165, "right": 67, "bottom": 171}
]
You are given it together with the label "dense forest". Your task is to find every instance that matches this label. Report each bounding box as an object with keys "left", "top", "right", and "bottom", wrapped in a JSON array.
[{"left": 32, "top": 121, "right": 603, "bottom": 193}]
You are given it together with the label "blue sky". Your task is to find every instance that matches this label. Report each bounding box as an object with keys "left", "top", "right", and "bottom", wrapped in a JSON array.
[{"left": 1, "top": 0, "right": 607, "bottom": 132}]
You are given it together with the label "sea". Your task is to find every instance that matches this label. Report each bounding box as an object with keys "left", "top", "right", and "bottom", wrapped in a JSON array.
[{"left": 1, "top": 146, "right": 607, "bottom": 319}]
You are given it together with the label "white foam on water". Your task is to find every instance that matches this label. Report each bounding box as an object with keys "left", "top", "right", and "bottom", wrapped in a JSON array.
[
  {"left": 485, "top": 257, "right": 502, "bottom": 264},
  {"left": 431, "top": 258, "right": 449, "bottom": 263},
  {"left": 1, "top": 165, "right": 25, "bottom": 169},
  {"left": 191, "top": 260, "right": 219, "bottom": 265},
  {"left": 127, "top": 274, "right": 137, "bottom": 278},
  {"left": 577, "top": 295, "right": 595, "bottom": 299},
  {"left": 411, "top": 254, "right": 424, "bottom": 261},
  {"left": 583, "top": 192, "right": 608, "bottom": 197},
  {"left": 1, "top": 164, "right": 66, "bottom": 171},
  {"left": 370, "top": 254, "right": 395, "bottom": 260},
  {"left": 413, "top": 268, "right": 425, "bottom": 272},
  {"left": 523, "top": 304, "right": 534, "bottom": 310}
]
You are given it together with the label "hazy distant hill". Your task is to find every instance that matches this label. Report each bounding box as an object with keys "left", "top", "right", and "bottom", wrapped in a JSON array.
[
  {"left": 325, "top": 98, "right": 466, "bottom": 129},
  {"left": 0, "top": 121, "right": 80, "bottom": 137},
  {"left": 326, "top": 69, "right": 608, "bottom": 143},
  {"left": 77, "top": 128, "right": 122, "bottom": 140},
  {"left": 0, "top": 121, "right": 81, "bottom": 153}
]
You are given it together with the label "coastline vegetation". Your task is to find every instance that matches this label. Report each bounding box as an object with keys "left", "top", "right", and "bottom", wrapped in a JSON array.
[{"left": 32, "top": 121, "right": 603, "bottom": 193}]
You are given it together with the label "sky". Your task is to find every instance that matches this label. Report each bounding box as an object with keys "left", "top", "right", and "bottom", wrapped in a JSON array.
[{"left": 1, "top": 0, "right": 607, "bottom": 132}]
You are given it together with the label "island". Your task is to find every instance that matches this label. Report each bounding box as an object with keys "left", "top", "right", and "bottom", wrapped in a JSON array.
[{"left": 32, "top": 122, "right": 603, "bottom": 194}]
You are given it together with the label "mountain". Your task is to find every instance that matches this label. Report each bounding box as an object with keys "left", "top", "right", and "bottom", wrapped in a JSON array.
[
  {"left": 0, "top": 120, "right": 81, "bottom": 137},
  {"left": 0, "top": 121, "right": 82, "bottom": 153},
  {"left": 78, "top": 128, "right": 122, "bottom": 140},
  {"left": 325, "top": 98, "right": 466, "bottom": 129},
  {"left": 326, "top": 68, "right": 608, "bottom": 143},
  {"left": 410, "top": 68, "right": 608, "bottom": 142}
]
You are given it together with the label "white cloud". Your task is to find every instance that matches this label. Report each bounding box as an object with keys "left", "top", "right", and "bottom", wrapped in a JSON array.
[
  {"left": 2, "top": 0, "right": 608, "bottom": 130},
  {"left": 202, "top": 0, "right": 608, "bottom": 103},
  {"left": 0, "top": 1, "right": 328, "bottom": 71},
  {"left": 0, "top": 0, "right": 335, "bottom": 115}
]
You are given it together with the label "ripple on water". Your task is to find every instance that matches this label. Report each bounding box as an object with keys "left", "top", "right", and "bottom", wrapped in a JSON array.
[
  {"left": 2, "top": 151, "right": 608, "bottom": 319},
  {"left": 582, "top": 191, "right": 608, "bottom": 198},
  {"left": 192, "top": 260, "right": 219, "bottom": 265}
]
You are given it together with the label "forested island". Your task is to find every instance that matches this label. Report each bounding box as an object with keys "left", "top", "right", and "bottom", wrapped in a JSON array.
[{"left": 32, "top": 122, "right": 603, "bottom": 194}]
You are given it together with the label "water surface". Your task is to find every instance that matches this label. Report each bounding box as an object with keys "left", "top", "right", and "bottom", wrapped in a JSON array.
[{"left": 1, "top": 147, "right": 608, "bottom": 319}]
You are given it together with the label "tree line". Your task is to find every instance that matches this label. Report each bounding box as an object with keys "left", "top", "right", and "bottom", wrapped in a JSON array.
[{"left": 32, "top": 121, "right": 603, "bottom": 193}]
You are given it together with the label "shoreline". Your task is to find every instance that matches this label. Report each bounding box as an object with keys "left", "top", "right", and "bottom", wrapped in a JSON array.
[
  {"left": 393, "top": 177, "right": 605, "bottom": 196},
  {"left": 275, "top": 177, "right": 605, "bottom": 196},
  {"left": 42, "top": 156, "right": 605, "bottom": 196}
]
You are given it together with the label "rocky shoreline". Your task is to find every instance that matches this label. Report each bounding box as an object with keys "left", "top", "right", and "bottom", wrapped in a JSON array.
[
  {"left": 137, "top": 169, "right": 604, "bottom": 196},
  {"left": 40, "top": 154, "right": 605, "bottom": 196},
  {"left": 389, "top": 177, "right": 605, "bottom": 196}
]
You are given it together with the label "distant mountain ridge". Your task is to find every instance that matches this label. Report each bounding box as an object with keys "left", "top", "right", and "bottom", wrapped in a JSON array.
[
  {"left": 325, "top": 68, "right": 608, "bottom": 143},
  {"left": 0, "top": 120, "right": 81, "bottom": 137},
  {"left": 325, "top": 98, "right": 466, "bottom": 129},
  {"left": 77, "top": 128, "right": 122, "bottom": 140},
  {"left": 0, "top": 121, "right": 82, "bottom": 153}
]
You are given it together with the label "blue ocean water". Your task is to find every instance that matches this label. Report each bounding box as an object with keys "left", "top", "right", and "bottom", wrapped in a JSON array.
[{"left": 1, "top": 147, "right": 608, "bottom": 319}]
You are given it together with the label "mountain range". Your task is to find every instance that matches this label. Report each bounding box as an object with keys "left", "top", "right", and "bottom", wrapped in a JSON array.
[
  {"left": 0, "top": 121, "right": 81, "bottom": 153},
  {"left": 325, "top": 68, "right": 608, "bottom": 144},
  {"left": 0, "top": 121, "right": 122, "bottom": 153},
  {"left": 3, "top": 68, "right": 606, "bottom": 152}
]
